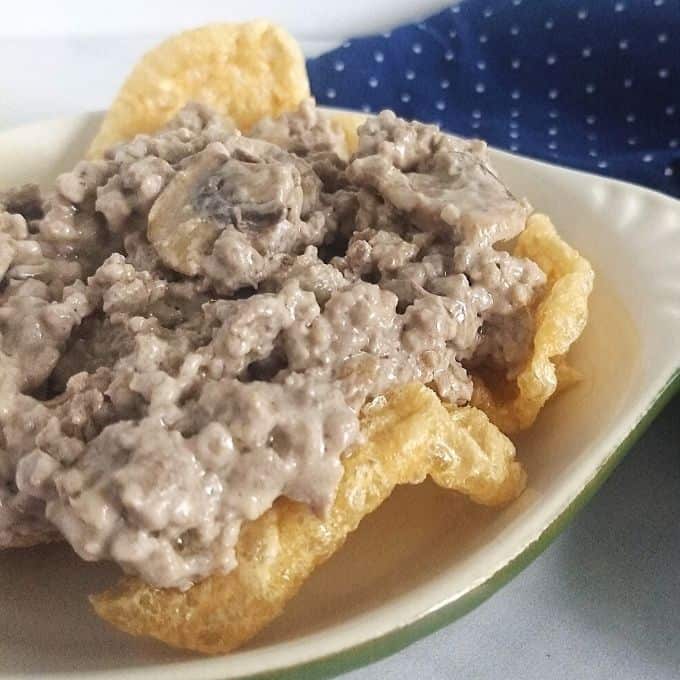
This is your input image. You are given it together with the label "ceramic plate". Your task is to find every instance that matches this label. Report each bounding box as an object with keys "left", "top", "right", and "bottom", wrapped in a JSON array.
[{"left": 0, "top": 112, "right": 678, "bottom": 680}]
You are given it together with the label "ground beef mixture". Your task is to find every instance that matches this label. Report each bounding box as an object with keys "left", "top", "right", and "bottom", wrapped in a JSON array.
[{"left": 0, "top": 101, "right": 545, "bottom": 589}]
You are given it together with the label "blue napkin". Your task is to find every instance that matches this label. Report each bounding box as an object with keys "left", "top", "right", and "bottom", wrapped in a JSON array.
[{"left": 307, "top": 0, "right": 679, "bottom": 198}]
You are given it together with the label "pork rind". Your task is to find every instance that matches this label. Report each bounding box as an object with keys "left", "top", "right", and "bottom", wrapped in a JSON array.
[
  {"left": 87, "top": 22, "right": 310, "bottom": 158},
  {"left": 329, "top": 110, "right": 367, "bottom": 154},
  {"left": 92, "top": 384, "right": 524, "bottom": 654},
  {"left": 471, "top": 213, "right": 595, "bottom": 434}
]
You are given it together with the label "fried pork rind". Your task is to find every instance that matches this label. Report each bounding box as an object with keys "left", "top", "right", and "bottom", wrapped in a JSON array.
[
  {"left": 87, "top": 22, "right": 310, "bottom": 158},
  {"left": 329, "top": 110, "right": 368, "bottom": 154},
  {"left": 471, "top": 213, "right": 594, "bottom": 434},
  {"left": 91, "top": 384, "right": 524, "bottom": 654}
]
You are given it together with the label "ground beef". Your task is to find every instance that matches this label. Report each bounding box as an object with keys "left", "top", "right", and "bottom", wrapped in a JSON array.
[
  {"left": 251, "top": 97, "right": 349, "bottom": 160},
  {"left": 0, "top": 99, "right": 545, "bottom": 589}
]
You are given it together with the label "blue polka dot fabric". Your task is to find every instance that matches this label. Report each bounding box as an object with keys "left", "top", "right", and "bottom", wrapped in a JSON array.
[{"left": 307, "top": 0, "right": 680, "bottom": 197}]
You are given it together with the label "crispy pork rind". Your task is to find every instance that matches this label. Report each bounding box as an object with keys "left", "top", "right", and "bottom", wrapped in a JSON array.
[
  {"left": 329, "top": 110, "right": 367, "bottom": 154},
  {"left": 471, "top": 213, "right": 594, "bottom": 434},
  {"left": 91, "top": 384, "right": 524, "bottom": 654},
  {"left": 87, "top": 22, "right": 310, "bottom": 158}
]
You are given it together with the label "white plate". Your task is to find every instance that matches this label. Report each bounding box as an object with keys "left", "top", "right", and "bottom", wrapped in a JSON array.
[{"left": 0, "top": 112, "right": 678, "bottom": 680}]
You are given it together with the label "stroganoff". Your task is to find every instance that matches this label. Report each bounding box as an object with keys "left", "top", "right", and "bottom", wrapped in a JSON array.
[{"left": 0, "top": 100, "right": 546, "bottom": 590}]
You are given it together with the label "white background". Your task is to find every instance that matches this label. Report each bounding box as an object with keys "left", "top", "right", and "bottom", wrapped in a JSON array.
[
  {"left": 0, "top": 0, "right": 445, "bottom": 129},
  {"left": 1, "top": 2, "right": 678, "bottom": 678}
]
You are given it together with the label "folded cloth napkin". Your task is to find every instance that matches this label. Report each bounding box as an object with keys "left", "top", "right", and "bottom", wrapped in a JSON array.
[{"left": 307, "top": 0, "right": 679, "bottom": 198}]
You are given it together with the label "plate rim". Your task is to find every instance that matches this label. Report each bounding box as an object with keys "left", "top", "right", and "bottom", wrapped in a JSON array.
[{"left": 1, "top": 110, "right": 679, "bottom": 680}]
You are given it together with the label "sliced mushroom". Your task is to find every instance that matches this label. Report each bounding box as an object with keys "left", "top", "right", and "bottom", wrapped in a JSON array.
[
  {"left": 148, "top": 137, "right": 324, "bottom": 279},
  {"left": 194, "top": 159, "right": 300, "bottom": 228},
  {"left": 148, "top": 143, "right": 230, "bottom": 276}
]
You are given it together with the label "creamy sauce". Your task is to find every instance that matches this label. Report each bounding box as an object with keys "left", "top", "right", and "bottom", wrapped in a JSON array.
[{"left": 0, "top": 101, "right": 545, "bottom": 589}]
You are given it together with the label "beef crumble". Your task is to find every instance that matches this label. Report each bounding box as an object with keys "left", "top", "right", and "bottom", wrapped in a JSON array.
[{"left": 0, "top": 101, "right": 545, "bottom": 589}]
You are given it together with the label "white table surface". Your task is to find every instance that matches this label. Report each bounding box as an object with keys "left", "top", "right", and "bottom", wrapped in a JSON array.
[{"left": 1, "top": 4, "right": 678, "bottom": 678}]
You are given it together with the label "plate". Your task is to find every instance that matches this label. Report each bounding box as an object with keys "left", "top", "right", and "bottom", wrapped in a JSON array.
[{"left": 0, "top": 111, "right": 678, "bottom": 680}]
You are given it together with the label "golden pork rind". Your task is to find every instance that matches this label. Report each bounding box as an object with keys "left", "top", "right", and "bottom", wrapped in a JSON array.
[
  {"left": 329, "top": 110, "right": 368, "bottom": 154},
  {"left": 471, "top": 213, "right": 594, "bottom": 434},
  {"left": 87, "top": 22, "right": 310, "bottom": 158},
  {"left": 92, "top": 384, "right": 524, "bottom": 654}
]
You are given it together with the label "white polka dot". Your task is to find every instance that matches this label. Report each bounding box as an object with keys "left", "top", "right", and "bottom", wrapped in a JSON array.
[
  {"left": 483, "top": 7, "right": 493, "bottom": 18},
  {"left": 326, "top": 88, "right": 336, "bottom": 99},
  {"left": 417, "top": 22, "right": 427, "bottom": 31},
  {"left": 627, "top": 137, "right": 637, "bottom": 146},
  {"left": 548, "top": 126, "right": 558, "bottom": 136},
  {"left": 511, "top": 58, "right": 521, "bottom": 69},
  {"left": 509, "top": 130, "right": 519, "bottom": 139},
  {"left": 451, "top": 5, "right": 460, "bottom": 12},
  {"left": 664, "top": 167, "right": 674, "bottom": 177},
  {"left": 624, "top": 77, "right": 633, "bottom": 88},
  {"left": 589, "top": 149, "right": 598, "bottom": 158},
  {"left": 658, "top": 33, "right": 668, "bottom": 43},
  {"left": 545, "top": 18, "right": 555, "bottom": 30},
  {"left": 368, "top": 76, "right": 378, "bottom": 88},
  {"left": 548, "top": 88, "right": 559, "bottom": 100},
  {"left": 444, "top": 50, "right": 454, "bottom": 61},
  {"left": 471, "top": 121, "right": 481, "bottom": 129},
  {"left": 475, "top": 82, "right": 486, "bottom": 93},
  {"left": 549, "top": 110, "right": 559, "bottom": 119},
  {"left": 510, "top": 143, "right": 520, "bottom": 151},
  {"left": 510, "top": 25, "right": 520, "bottom": 36},
  {"left": 546, "top": 54, "right": 557, "bottom": 65},
  {"left": 548, "top": 140, "right": 558, "bottom": 150},
  {"left": 472, "top": 109, "right": 482, "bottom": 119},
  {"left": 577, "top": 8, "right": 588, "bottom": 20},
  {"left": 619, "top": 39, "right": 629, "bottom": 50},
  {"left": 412, "top": 43, "right": 422, "bottom": 54},
  {"left": 582, "top": 46, "right": 592, "bottom": 58},
  {"left": 512, "top": 0, "right": 522, "bottom": 5},
  {"left": 435, "top": 100, "right": 446, "bottom": 111},
  {"left": 511, "top": 108, "right": 520, "bottom": 118},
  {"left": 585, "top": 83, "right": 596, "bottom": 94},
  {"left": 343, "top": 40, "right": 352, "bottom": 48},
  {"left": 479, "top": 34, "right": 489, "bottom": 43},
  {"left": 654, "top": 0, "right": 664, "bottom": 6},
  {"left": 448, "top": 29, "right": 457, "bottom": 39},
  {"left": 614, "top": 1, "right": 625, "bottom": 11},
  {"left": 334, "top": 61, "right": 345, "bottom": 72},
  {"left": 509, "top": 120, "right": 519, "bottom": 129},
  {"left": 670, "top": 139, "right": 679, "bottom": 148},
  {"left": 361, "top": 104, "right": 371, "bottom": 112},
  {"left": 374, "top": 51, "right": 384, "bottom": 63},
  {"left": 400, "top": 92, "right": 411, "bottom": 103},
  {"left": 511, "top": 89, "right": 521, "bottom": 100},
  {"left": 477, "top": 60, "right": 487, "bottom": 70},
  {"left": 382, "top": 31, "right": 392, "bottom": 39},
  {"left": 597, "top": 160, "right": 609, "bottom": 169},
  {"left": 626, "top": 113, "right": 636, "bottom": 123},
  {"left": 405, "top": 69, "right": 415, "bottom": 80},
  {"left": 440, "top": 79, "right": 450, "bottom": 89},
  {"left": 666, "top": 106, "right": 676, "bottom": 116},
  {"left": 659, "top": 68, "right": 670, "bottom": 79},
  {"left": 642, "top": 154, "right": 654, "bottom": 163},
  {"left": 587, "top": 132, "right": 597, "bottom": 142}
]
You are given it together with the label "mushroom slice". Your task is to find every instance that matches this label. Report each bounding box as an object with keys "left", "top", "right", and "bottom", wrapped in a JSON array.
[
  {"left": 148, "top": 143, "right": 230, "bottom": 276},
  {"left": 148, "top": 137, "right": 322, "bottom": 277}
]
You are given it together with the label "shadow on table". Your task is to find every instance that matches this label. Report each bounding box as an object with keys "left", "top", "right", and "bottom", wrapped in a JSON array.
[{"left": 559, "top": 392, "right": 680, "bottom": 672}]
